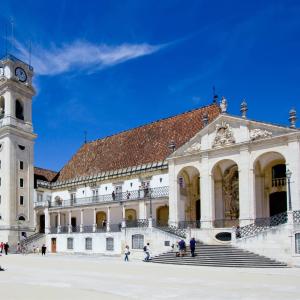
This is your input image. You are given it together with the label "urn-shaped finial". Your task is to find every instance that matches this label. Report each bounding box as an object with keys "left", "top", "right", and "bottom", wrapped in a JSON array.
[
  {"left": 289, "top": 108, "right": 297, "bottom": 128},
  {"left": 220, "top": 96, "right": 227, "bottom": 114},
  {"left": 240, "top": 100, "right": 248, "bottom": 119}
]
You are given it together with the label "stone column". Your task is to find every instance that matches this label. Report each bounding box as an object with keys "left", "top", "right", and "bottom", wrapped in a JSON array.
[
  {"left": 107, "top": 206, "right": 111, "bottom": 232},
  {"left": 93, "top": 208, "right": 97, "bottom": 232},
  {"left": 200, "top": 154, "right": 214, "bottom": 228},
  {"left": 287, "top": 138, "right": 300, "bottom": 211},
  {"left": 122, "top": 205, "right": 126, "bottom": 228},
  {"left": 168, "top": 161, "right": 180, "bottom": 226},
  {"left": 214, "top": 180, "right": 223, "bottom": 221},
  {"left": 44, "top": 208, "right": 50, "bottom": 234},
  {"left": 239, "top": 147, "right": 255, "bottom": 226},
  {"left": 57, "top": 212, "right": 61, "bottom": 233},
  {"left": 138, "top": 200, "right": 147, "bottom": 219},
  {"left": 80, "top": 209, "right": 84, "bottom": 233},
  {"left": 33, "top": 209, "right": 37, "bottom": 229},
  {"left": 255, "top": 174, "right": 264, "bottom": 218},
  {"left": 68, "top": 211, "right": 72, "bottom": 233}
]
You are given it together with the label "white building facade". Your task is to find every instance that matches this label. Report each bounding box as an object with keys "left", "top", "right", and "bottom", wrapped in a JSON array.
[{"left": 1, "top": 54, "right": 300, "bottom": 265}]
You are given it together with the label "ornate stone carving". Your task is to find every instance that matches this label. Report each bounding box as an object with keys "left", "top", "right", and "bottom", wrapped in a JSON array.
[
  {"left": 250, "top": 129, "right": 272, "bottom": 141},
  {"left": 223, "top": 166, "right": 239, "bottom": 219},
  {"left": 184, "top": 142, "right": 201, "bottom": 154},
  {"left": 212, "top": 121, "right": 235, "bottom": 148}
]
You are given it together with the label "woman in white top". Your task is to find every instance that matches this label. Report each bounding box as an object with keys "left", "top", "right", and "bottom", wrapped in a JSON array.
[{"left": 124, "top": 245, "right": 130, "bottom": 262}]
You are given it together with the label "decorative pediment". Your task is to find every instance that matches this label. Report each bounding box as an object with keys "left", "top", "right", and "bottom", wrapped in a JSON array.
[
  {"left": 250, "top": 129, "right": 272, "bottom": 141},
  {"left": 212, "top": 121, "right": 235, "bottom": 148},
  {"left": 184, "top": 142, "right": 201, "bottom": 154}
]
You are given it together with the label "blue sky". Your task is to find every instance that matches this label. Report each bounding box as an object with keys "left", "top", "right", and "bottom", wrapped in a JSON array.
[{"left": 1, "top": 0, "right": 300, "bottom": 171}]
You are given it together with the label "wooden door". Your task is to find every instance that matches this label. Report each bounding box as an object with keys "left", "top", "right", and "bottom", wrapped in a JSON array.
[{"left": 51, "top": 238, "right": 56, "bottom": 253}]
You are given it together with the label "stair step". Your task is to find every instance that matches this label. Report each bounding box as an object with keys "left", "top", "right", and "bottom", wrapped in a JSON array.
[{"left": 150, "top": 241, "right": 287, "bottom": 268}]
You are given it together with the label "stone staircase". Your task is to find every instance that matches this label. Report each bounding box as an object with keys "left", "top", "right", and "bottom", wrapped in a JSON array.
[
  {"left": 150, "top": 243, "right": 288, "bottom": 268},
  {"left": 23, "top": 232, "right": 45, "bottom": 245}
]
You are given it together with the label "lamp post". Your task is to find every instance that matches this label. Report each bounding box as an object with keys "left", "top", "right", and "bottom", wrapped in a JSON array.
[{"left": 286, "top": 169, "right": 292, "bottom": 211}]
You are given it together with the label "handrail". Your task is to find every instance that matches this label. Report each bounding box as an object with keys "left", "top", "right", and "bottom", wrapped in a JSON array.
[
  {"left": 237, "top": 211, "right": 288, "bottom": 239},
  {"left": 153, "top": 220, "right": 187, "bottom": 238}
]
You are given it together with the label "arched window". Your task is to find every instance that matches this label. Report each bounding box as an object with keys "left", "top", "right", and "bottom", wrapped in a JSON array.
[
  {"left": 0, "top": 96, "right": 5, "bottom": 117},
  {"left": 18, "top": 216, "right": 25, "bottom": 221},
  {"left": 15, "top": 99, "right": 24, "bottom": 120},
  {"left": 132, "top": 234, "right": 144, "bottom": 249}
]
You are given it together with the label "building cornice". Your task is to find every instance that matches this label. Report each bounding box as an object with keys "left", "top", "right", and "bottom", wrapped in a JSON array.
[{"left": 37, "top": 160, "right": 168, "bottom": 190}]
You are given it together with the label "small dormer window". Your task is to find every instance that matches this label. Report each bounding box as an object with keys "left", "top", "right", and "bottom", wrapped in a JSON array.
[{"left": 18, "top": 145, "right": 25, "bottom": 150}]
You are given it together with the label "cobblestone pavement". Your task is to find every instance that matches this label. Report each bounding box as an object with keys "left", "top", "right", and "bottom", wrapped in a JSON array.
[{"left": 0, "top": 254, "right": 300, "bottom": 300}]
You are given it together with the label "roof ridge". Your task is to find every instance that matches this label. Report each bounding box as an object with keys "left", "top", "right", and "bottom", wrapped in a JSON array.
[
  {"left": 87, "top": 103, "right": 219, "bottom": 144},
  {"left": 34, "top": 166, "right": 58, "bottom": 173}
]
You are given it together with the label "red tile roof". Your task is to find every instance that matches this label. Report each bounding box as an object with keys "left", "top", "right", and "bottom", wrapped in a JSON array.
[
  {"left": 54, "top": 103, "right": 220, "bottom": 182},
  {"left": 34, "top": 167, "right": 58, "bottom": 182}
]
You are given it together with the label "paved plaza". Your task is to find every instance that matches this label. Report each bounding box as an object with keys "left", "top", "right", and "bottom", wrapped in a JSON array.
[{"left": 0, "top": 254, "right": 300, "bottom": 300}]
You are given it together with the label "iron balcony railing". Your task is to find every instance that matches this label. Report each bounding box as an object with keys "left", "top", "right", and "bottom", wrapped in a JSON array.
[
  {"left": 177, "top": 220, "right": 201, "bottom": 229},
  {"left": 47, "top": 186, "right": 168, "bottom": 208},
  {"left": 126, "top": 219, "right": 149, "bottom": 228},
  {"left": 272, "top": 177, "right": 286, "bottom": 187},
  {"left": 237, "top": 211, "right": 288, "bottom": 239},
  {"left": 49, "top": 223, "right": 122, "bottom": 234}
]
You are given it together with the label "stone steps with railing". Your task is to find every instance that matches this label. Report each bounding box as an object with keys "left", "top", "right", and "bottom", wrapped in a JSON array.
[
  {"left": 150, "top": 242, "right": 288, "bottom": 268},
  {"left": 236, "top": 211, "right": 288, "bottom": 240}
]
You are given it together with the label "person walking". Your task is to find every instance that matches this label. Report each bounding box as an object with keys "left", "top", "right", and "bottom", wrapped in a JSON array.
[
  {"left": 144, "top": 243, "right": 151, "bottom": 261},
  {"left": 178, "top": 239, "right": 186, "bottom": 257},
  {"left": 190, "top": 237, "right": 196, "bottom": 257},
  {"left": 41, "top": 244, "right": 47, "bottom": 256},
  {"left": 0, "top": 242, "right": 3, "bottom": 253},
  {"left": 124, "top": 245, "right": 130, "bottom": 262},
  {"left": 4, "top": 242, "right": 9, "bottom": 255}
]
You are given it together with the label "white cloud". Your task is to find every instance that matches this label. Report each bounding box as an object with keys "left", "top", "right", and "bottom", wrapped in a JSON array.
[{"left": 14, "top": 40, "right": 165, "bottom": 76}]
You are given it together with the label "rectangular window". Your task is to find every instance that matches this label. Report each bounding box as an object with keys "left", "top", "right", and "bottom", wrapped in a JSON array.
[
  {"left": 20, "top": 161, "right": 24, "bottom": 170},
  {"left": 92, "top": 189, "right": 98, "bottom": 202},
  {"left": 70, "top": 192, "right": 76, "bottom": 204},
  {"left": 20, "top": 178, "right": 24, "bottom": 188},
  {"left": 132, "top": 234, "right": 144, "bottom": 249},
  {"left": 115, "top": 185, "right": 122, "bottom": 201},
  {"left": 37, "top": 193, "right": 43, "bottom": 202},
  {"left": 85, "top": 238, "right": 92, "bottom": 250},
  {"left": 0, "top": 160, "right": 1, "bottom": 169},
  {"left": 295, "top": 233, "right": 300, "bottom": 254},
  {"left": 106, "top": 237, "right": 114, "bottom": 251},
  {"left": 0, "top": 177, "right": 1, "bottom": 187},
  {"left": 20, "top": 196, "right": 24, "bottom": 205},
  {"left": 67, "top": 238, "right": 73, "bottom": 250},
  {"left": 0, "top": 195, "right": 1, "bottom": 204}
]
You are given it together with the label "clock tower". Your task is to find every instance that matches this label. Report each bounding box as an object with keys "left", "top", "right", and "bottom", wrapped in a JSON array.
[{"left": 0, "top": 54, "right": 36, "bottom": 245}]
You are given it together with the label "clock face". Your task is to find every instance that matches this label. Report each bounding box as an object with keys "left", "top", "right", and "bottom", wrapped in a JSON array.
[{"left": 15, "top": 67, "right": 27, "bottom": 82}]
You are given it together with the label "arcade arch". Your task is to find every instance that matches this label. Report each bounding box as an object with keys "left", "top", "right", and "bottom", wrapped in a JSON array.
[
  {"left": 212, "top": 159, "right": 239, "bottom": 228},
  {"left": 96, "top": 211, "right": 107, "bottom": 227},
  {"left": 177, "top": 166, "right": 200, "bottom": 223},
  {"left": 253, "top": 151, "right": 287, "bottom": 218},
  {"left": 156, "top": 205, "right": 169, "bottom": 226}
]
